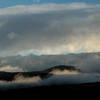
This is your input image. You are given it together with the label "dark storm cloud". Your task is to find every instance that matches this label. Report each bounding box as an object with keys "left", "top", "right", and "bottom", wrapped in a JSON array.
[{"left": 0, "top": 3, "right": 100, "bottom": 56}]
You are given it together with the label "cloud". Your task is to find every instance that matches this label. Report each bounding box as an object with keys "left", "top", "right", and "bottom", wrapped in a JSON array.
[
  {"left": 13, "top": 75, "right": 41, "bottom": 83},
  {"left": 0, "top": 69, "right": 100, "bottom": 88},
  {"left": 33, "top": 0, "right": 40, "bottom": 3},
  {"left": 0, "top": 3, "right": 95, "bottom": 15},
  {"left": 1, "top": 59, "right": 7, "bottom": 64},
  {"left": 0, "top": 66, "right": 23, "bottom": 72},
  {"left": 0, "top": 3, "right": 100, "bottom": 56},
  {"left": 50, "top": 69, "right": 80, "bottom": 75},
  {"left": 11, "top": 73, "right": 100, "bottom": 86},
  {"left": 40, "top": 73, "right": 100, "bottom": 86},
  {"left": 8, "top": 32, "right": 18, "bottom": 40}
]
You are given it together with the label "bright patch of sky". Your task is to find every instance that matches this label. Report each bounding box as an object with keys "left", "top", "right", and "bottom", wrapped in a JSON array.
[{"left": 0, "top": 0, "right": 99, "bottom": 8}]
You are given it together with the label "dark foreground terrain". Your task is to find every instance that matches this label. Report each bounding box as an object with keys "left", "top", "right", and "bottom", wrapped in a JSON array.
[{"left": 0, "top": 83, "right": 100, "bottom": 98}]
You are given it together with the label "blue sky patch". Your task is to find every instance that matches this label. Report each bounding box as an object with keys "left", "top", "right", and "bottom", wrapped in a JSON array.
[{"left": 0, "top": 0, "right": 100, "bottom": 8}]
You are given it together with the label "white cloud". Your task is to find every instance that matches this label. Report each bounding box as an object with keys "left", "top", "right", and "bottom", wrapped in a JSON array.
[
  {"left": 0, "top": 66, "right": 23, "bottom": 72},
  {"left": 0, "top": 3, "right": 99, "bottom": 15},
  {"left": 13, "top": 75, "right": 41, "bottom": 83},
  {"left": 50, "top": 69, "right": 80, "bottom": 75}
]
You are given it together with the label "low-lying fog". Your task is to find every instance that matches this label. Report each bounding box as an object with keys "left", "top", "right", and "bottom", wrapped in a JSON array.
[{"left": 0, "top": 69, "right": 100, "bottom": 90}]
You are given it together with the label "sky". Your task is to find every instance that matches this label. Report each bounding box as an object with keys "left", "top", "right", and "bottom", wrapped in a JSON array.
[
  {"left": 0, "top": 0, "right": 100, "bottom": 56},
  {"left": 0, "top": 0, "right": 100, "bottom": 8}
]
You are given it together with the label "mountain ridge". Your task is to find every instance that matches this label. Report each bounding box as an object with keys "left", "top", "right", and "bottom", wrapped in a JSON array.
[{"left": 0, "top": 65, "right": 79, "bottom": 81}]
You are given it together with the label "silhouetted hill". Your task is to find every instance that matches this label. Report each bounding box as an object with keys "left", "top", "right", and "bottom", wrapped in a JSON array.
[
  {"left": 45, "top": 65, "right": 80, "bottom": 72},
  {"left": 0, "top": 65, "right": 79, "bottom": 81}
]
